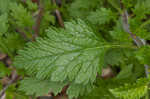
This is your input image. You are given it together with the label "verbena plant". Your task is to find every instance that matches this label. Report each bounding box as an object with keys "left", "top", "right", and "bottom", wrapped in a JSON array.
[{"left": 0, "top": 0, "right": 150, "bottom": 99}]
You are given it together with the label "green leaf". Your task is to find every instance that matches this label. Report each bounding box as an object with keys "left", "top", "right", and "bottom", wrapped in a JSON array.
[
  {"left": 116, "top": 64, "right": 133, "bottom": 79},
  {"left": 122, "top": 0, "right": 135, "bottom": 8},
  {"left": 19, "top": 78, "right": 67, "bottom": 96},
  {"left": 14, "top": 20, "right": 108, "bottom": 84},
  {"left": 14, "top": 20, "right": 112, "bottom": 98},
  {"left": 0, "top": 62, "right": 11, "bottom": 77},
  {"left": 4, "top": 33, "right": 25, "bottom": 52},
  {"left": 68, "top": 0, "right": 103, "bottom": 18},
  {"left": 0, "top": 14, "right": 9, "bottom": 36},
  {"left": 67, "top": 83, "right": 93, "bottom": 99},
  {"left": 10, "top": 2, "right": 34, "bottom": 28},
  {"left": 87, "top": 8, "right": 116, "bottom": 25},
  {"left": 6, "top": 92, "right": 29, "bottom": 99},
  {"left": 5, "top": 83, "right": 29, "bottom": 99},
  {"left": 40, "top": 11, "right": 56, "bottom": 35},
  {"left": 26, "top": 0, "right": 38, "bottom": 11},
  {"left": 0, "top": 33, "right": 25, "bottom": 57},
  {"left": 133, "top": 0, "right": 150, "bottom": 20},
  {"left": 135, "top": 45, "right": 150, "bottom": 65},
  {"left": 103, "top": 48, "right": 125, "bottom": 67},
  {"left": 0, "top": 0, "right": 10, "bottom": 13},
  {"left": 110, "top": 18, "right": 132, "bottom": 42},
  {"left": 80, "top": 78, "right": 132, "bottom": 99},
  {"left": 110, "top": 77, "right": 150, "bottom": 99}
]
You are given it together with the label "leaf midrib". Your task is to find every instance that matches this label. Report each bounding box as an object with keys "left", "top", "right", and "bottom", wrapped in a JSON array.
[{"left": 23, "top": 46, "right": 106, "bottom": 61}]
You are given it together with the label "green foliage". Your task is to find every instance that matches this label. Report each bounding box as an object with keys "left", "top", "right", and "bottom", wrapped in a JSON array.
[
  {"left": 80, "top": 79, "right": 117, "bottom": 99},
  {"left": 19, "top": 78, "right": 67, "bottom": 96},
  {"left": 68, "top": 0, "right": 103, "bottom": 18},
  {"left": 80, "top": 78, "right": 137, "bottom": 99},
  {"left": 5, "top": 83, "right": 29, "bottom": 99},
  {"left": 87, "top": 8, "right": 116, "bottom": 25},
  {"left": 0, "top": 0, "right": 150, "bottom": 99},
  {"left": 129, "top": 0, "right": 150, "bottom": 40},
  {"left": 110, "top": 77, "right": 150, "bottom": 99},
  {"left": 0, "top": 0, "right": 10, "bottom": 13},
  {"left": 0, "top": 14, "right": 9, "bottom": 35},
  {"left": 116, "top": 64, "right": 133, "bottom": 79},
  {"left": 133, "top": 0, "right": 150, "bottom": 20},
  {"left": 0, "top": 62, "right": 11, "bottom": 77},
  {"left": 66, "top": 83, "right": 93, "bottom": 99},
  {"left": 26, "top": 0, "right": 38, "bottom": 11},
  {"left": 0, "top": 63, "right": 28, "bottom": 99},
  {"left": 122, "top": 0, "right": 136, "bottom": 8},
  {"left": 135, "top": 46, "right": 150, "bottom": 66},
  {"left": 19, "top": 77, "right": 93, "bottom": 99},
  {"left": 0, "top": 33, "right": 25, "bottom": 57},
  {"left": 10, "top": 2, "right": 34, "bottom": 29},
  {"left": 103, "top": 48, "right": 125, "bottom": 67},
  {"left": 40, "top": 11, "right": 56, "bottom": 36},
  {"left": 110, "top": 18, "right": 132, "bottom": 42}
]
